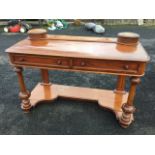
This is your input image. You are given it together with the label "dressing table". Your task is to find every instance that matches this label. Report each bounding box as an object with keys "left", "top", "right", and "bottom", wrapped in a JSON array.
[{"left": 6, "top": 30, "right": 150, "bottom": 128}]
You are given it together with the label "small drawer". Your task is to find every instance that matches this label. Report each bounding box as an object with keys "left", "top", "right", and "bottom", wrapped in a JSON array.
[
  {"left": 12, "top": 54, "right": 70, "bottom": 68},
  {"left": 72, "top": 58, "right": 139, "bottom": 74}
]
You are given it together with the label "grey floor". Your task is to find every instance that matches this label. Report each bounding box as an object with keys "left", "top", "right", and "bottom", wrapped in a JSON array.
[{"left": 0, "top": 25, "right": 155, "bottom": 134}]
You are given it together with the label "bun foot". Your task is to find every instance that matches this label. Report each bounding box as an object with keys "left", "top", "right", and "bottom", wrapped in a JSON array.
[
  {"left": 21, "top": 100, "right": 32, "bottom": 113},
  {"left": 19, "top": 91, "right": 32, "bottom": 113},
  {"left": 119, "top": 103, "right": 135, "bottom": 128}
]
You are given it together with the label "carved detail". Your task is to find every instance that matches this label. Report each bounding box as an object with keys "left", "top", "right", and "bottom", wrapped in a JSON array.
[
  {"left": 19, "top": 91, "right": 31, "bottom": 112},
  {"left": 122, "top": 103, "right": 136, "bottom": 113},
  {"left": 19, "top": 91, "right": 31, "bottom": 99},
  {"left": 119, "top": 103, "right": 135, "bottom": 128},
  {"left": 21, "top": 99, "right": 32, "bottom": 112},
  {"left": 119, "top": 76, "right": 140, "bottom": 128},
  {"left": 14, "top": 66, "right": 32, "bottom": 112},
  {"left": 131, "top": 77, "right": 141, "bottom": 84}
]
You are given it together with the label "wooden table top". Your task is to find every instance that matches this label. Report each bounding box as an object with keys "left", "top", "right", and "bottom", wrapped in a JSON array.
[{"left": 6, "top": 35, "right": 150, "bottom": 62}]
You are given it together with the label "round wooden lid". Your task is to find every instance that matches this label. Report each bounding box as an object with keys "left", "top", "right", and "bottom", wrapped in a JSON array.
[
  {"left": 117, "top": 32, "right": 140, "bottom": 47},
  {"left": 118, "top": 32, "right": 140, "bottom": 38},
  {"left": 28, "top": 28, "right": 47, "bottom": 35}
]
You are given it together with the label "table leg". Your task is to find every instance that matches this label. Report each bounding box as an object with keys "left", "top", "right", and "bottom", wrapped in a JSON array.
[
  {"left": 14, "top": 67, "right": 31, "bottom": 112},
  {"left": 40, "top": 69, "right": 52, "bottom": 98},
  {"left": 40, "top": 69, "right": 51, "bottom": 85},
  {"left": 119, "top": 77, "right": 141, "bottom": 128},
  {"left": 114, "top": 75, "right": 126, "bottom": 94}
]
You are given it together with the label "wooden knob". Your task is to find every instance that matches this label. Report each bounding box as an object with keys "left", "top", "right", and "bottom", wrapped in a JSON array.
[
  {"left": 57, "top": 60, "right": 62, "bottom": 65},
  {"left": 19, "top": 58, "right": 25, "bottom": 62},
  {"left": 81, "top": 61, "right": 86, "bottom": 66},
  {"left": 124, "top": 65, "right": 129, "bottom": 70}
]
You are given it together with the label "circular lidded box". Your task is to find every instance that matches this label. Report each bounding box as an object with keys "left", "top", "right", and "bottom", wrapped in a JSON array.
[
  {"left": 117, "top": 32, "right": 140, "bottom": 47},
  {"left": 27, "top": 28, "right": 47, "bottom": 40}
]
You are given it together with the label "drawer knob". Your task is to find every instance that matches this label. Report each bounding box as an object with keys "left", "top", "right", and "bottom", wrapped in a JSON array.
[
  {"left": 57, "top": 60, "right": 62, "bottom": 65},
  {"left": 124, "top": 65, "right": 129, "bottom": 70},
  {"left": 81, "top": 61, "right": 86, "bottom": 66},
  {"left": 19, "top": 58, "right": 25, "bottom": 62}
]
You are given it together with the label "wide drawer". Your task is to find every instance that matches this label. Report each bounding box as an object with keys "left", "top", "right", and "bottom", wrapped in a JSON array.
[
  {"left": 72, "top": 58, "right": 139, "bottom": 74},
  {"left": 12, "top": 54, "right": 70, "bottom": 69},
  {"left": 10, "top": 54, "right": 144, "bottom": 75}
]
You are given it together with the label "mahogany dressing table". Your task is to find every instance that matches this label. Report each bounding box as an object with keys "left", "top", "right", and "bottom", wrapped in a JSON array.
[{"left": 6, "top": 30, "right": 150, "bottom": 128}]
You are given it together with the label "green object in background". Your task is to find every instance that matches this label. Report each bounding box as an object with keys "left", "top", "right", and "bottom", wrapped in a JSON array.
[
  {"left": 59, "top": 19, "right": 68, "bottom": 29},
  {"left": 46, "top": 19, "right": 68, "bottom": 31}
]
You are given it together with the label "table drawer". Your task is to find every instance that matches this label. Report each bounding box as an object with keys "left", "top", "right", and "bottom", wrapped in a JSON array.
[
  {"left": 12, "top": 55, "right": 70, "bottom": 68},
  {"left": 10, "top": 54, "right": 142, "bottom": 75},
  {"left": 72, "top": 58, "right": 139, "bottom": 74}
]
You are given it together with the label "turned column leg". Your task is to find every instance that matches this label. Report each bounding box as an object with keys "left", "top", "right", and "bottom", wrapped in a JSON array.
[
  {"left": 114, "top": 75, "right": 126, "bottom": 94},
  {"left": 14, "top": 67, "right": 32, "bottom": 112},
  {"left": 119, "top": 77, "right": 141, "bottom": 128},
  {"left": 40, "top": 69, "right": 51, "bottom": 85},
  {"left": 40, "top": 69, "right": 51, "bottom": 98}
]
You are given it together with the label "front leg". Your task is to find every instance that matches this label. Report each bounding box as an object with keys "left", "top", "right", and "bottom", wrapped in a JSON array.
[
  {"left": 114, "top": 75, "right": 126, "bottom": 94},
  {"left": 14, "top": 67, "right": 32, "bottom": 112},
  {"left": 119, "top": 77, "right": 141, "bottom": 128}
]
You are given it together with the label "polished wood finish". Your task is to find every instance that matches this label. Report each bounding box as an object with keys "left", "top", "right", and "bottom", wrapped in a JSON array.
[
  {"left": 117, "top": 32, "right": 139, "bottom": 47},
  {"left": 6, "top": 36, "right": 149, "bottom": 62},
  {"left": 28, "top": 28, "right": 47, "bottom": 40},
  {"left": 30, "top": 83, "right": 128, "bottom": 112},
  {"left": 6, "top": 34, "right": 150, "bottom": 128},
  {"left": 13, "top": 67, "right": 31, "bottom": 112},
  {"left": 115, "top": 75, "right": 126, "bottom": 94},
  {"left": 9, "top": 54, "right": 146, "bottom": 76},
  {"left": 40, "top": 69, "right": 50, "bottom": 84},
  {"left": 119, "top": 77, "right": 141, "bottom": 128},
  {"left": 45, "top": 34, "right": 116, "bottom": 43}
]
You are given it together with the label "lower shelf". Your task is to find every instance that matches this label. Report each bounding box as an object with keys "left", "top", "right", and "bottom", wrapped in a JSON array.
[{"left": 29, "top": 83, "right": 128, "bottom": 112}]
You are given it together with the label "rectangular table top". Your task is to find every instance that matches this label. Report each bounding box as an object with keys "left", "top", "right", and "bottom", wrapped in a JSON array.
[{"left": 6, "top": 35, "right": 150, "bottom": 62}]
